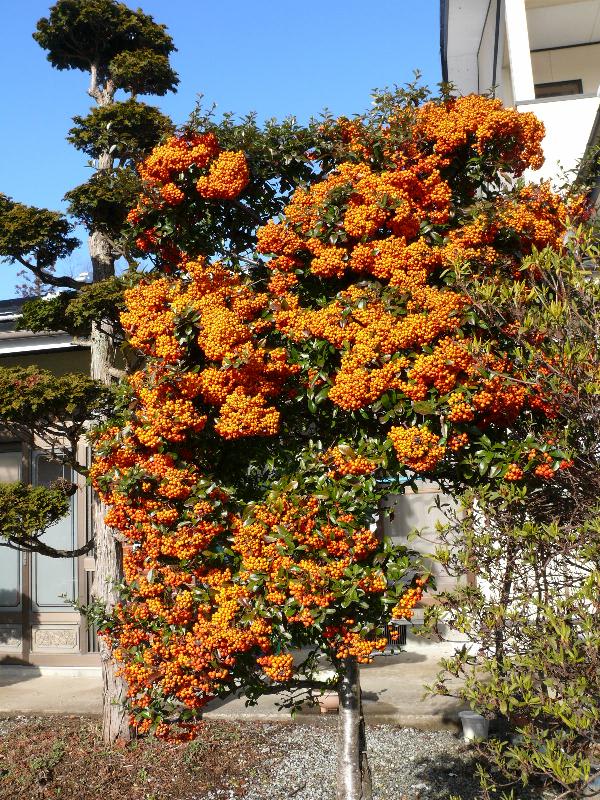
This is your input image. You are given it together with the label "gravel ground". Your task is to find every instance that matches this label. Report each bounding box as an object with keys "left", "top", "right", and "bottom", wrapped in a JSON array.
[
  {"left": 1, "top": 715, "right": 553, "bottom": 800},
  {"left": 239, "top": 719, "right": 481, "bottom": 800}
]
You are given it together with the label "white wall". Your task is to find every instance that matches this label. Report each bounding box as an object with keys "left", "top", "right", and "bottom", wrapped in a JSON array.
[
  {"left": 500, "top": 65, "right": 515, "bottom": 105},
  {"left": 518, "top": 94, "right": 600, "bottom": 182},
  {"left": 379, "top": 486, "right": 460, "bottom": 596},
  {"left": 478, "top": 0, "right": 502, "bottom": 94},
  {"left": 445, "top": 0, "right": 492, "bottom": 94}
]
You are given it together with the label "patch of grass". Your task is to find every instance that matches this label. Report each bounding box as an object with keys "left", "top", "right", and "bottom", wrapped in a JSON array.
[
  {"left": 183, "top": 723, "right": 244, "bottom": 770},
  {"left": 29, "top": 739, "right": 66, "bottom": 775}
]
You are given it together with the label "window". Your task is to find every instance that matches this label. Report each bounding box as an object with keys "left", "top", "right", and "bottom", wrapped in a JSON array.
[
  {"left": 0, "top": 447, "right": 22, "bottom": 609},
  {"left": 31, "top": 453, "right": 77, "bottom": 610},
  {"left": 534, "top": 79, "right": 583, "bottom": 99}
]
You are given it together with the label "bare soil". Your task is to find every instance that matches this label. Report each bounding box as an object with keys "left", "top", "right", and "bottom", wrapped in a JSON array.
[{"left": 0, "top": 715, "right": 278, "bottom": 800}]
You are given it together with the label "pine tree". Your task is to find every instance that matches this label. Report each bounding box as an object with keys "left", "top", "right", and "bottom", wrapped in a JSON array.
[{"left": 0, "top": 0, "right": 176, "bottom": 743}]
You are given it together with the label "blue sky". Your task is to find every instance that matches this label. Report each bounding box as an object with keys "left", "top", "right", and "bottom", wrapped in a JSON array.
[{"left": 0, "top": 0, "right": 442, "bottom": 299}]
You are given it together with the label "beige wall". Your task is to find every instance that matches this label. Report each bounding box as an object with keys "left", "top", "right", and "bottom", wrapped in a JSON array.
[
  {"left": 0, "top": 345, "right": 97, "bottom": 666},
  {"left": 0, "top": 348, "right": 90, "bottom": 375},
  {"left": 532, "top": 42, "right": 600, "bottom": 93}
]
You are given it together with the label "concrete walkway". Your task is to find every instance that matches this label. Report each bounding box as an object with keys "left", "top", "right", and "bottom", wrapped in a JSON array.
[
  {"left": 0, "top": 664, "right": 102, "bottom": 716},
  {"left": 0, "top": 639, "right": 466, "bottom": 730}
]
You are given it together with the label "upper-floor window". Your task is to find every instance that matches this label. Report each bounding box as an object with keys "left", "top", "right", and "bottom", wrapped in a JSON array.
[{"left": 534, "top": 79, "right": 583, "bottom": 99}]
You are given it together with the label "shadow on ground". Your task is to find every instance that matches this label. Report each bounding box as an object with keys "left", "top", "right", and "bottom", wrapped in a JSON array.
[
  {"left": 406, "top": 749, "right": 482, "bottom": 800},
  {"left": 409, "top": 748, "right": 548, "bottom": 800},
  {"left": 0, "top": 662, "right": 42, "bottom": 687},
  {"left": 362, "top": 650, "right": 429, "bottom": 667}
]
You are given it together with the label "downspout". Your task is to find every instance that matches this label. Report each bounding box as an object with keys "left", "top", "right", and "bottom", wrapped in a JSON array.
[
  {"left": 492, "top": 0, "right": 503, "bottom": 92},
  {"left": 440, "top": 0, "right": 449, "bottom": 83},
  {"left": 581, "top": 104, "right": 600, "bottom": 206}
]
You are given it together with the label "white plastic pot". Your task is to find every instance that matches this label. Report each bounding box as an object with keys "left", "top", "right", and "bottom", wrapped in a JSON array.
[
  {"left": 584, "top": 771, "right": 600, "bottom": 798},
  {"left": 318, "top": 691, "right": 340, "bottom": 714},
  {"left": 459, "top": 710, "right": 490, "bottom": 741}
]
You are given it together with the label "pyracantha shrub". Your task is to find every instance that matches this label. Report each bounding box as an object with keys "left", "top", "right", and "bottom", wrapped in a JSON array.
[{"left": 91, "top": 91, "right": 584, "bottom": 738}]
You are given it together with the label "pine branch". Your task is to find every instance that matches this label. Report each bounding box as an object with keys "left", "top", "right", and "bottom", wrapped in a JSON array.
[
  {"left": 14, "top": 255, "right": 81, "bottom": 290},
  {"left": 0, "top": 537, "right": 94, "bottom": 559}
]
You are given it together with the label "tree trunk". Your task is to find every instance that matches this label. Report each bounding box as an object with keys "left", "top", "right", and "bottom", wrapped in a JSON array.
[
  {"left": 336, "top": 657, "right": 372, "bottom": 800},
  {"left": 89, "top": 227, "right": 130, "bottom": 744},
  {"left": 92, "top": 495, "right": 129, "bottom": 744}
]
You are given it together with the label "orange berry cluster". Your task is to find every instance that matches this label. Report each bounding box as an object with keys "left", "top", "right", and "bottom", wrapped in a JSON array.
[
  {"left": 129, "top": 132, "right": 250, "bottom": 223},
  {"left": 504, "top": 463, "right": 524, "bottom": 482},
  {"left": 500, "top": 183, "right": 574, "bottom": 252},
  {"left": 195, "top": 150, "right": 250, "bottom": 199},
  {"left": 252, "top": 96, "right": 569, "bottom": 475},
  {"left": 256, "top": 654, "right": 294, "bottom": 682},
  {"left": 501, "top": 449, "right": 559, "bottom": 483},
  {"left": 447, "top": 393, "right": 475, "bottom": 423},
  {"left": 230, "top": 496, "right": 383, "bottom": 630},
  {"left": 120, "top": 256, "right": 297, "bottom": 445},
  {"left": 324, "top": 447, "right": 378, "bottom": 478},
  {"left": 335, "top": 630, "right": 388, "bottom": 663},
  {"left": 391, "top": 578, "right": 426, "bottom": 621},
  {"left": 214, "top": 387, "right": 280, "bottom": 439},
  {"left": 388, "top": 426, "right": 446, "bottom": 473},
  {"left": 93, "top": 146, "right": 302, "bottom": 735},
  {"left": 413, "top": 95, "right": 545, "bottom": 175}
]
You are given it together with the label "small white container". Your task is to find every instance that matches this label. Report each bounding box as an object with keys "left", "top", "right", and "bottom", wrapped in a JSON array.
[
  {"left": 459, "top": 710, "right": 490, "bottom": 741},
  {"left": 584, "top": 771, "right": 600, "bottom": 798},
  {"left": 318, "top": 691, "right": 340, "bottom": 714}
]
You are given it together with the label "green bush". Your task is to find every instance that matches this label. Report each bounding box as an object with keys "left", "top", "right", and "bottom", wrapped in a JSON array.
[{"left": 424, "top": 230, "right": 600, "bottom": 798}]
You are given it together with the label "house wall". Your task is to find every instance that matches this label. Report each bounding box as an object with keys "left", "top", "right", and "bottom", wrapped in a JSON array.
[
  {"left": 0, "top": 343, "right": 97, "bottom": 667},
  {"left": 518, "top": 94, "right": 600, "bottom": 181},
  {"left": 446, "top": 0, "right": 600, "bottom": 185},
  {"left": 379, "top": 484, "right": 464, "bottom": 626},
  {"left": 478, "top": 0, "right": 503, "bottom": 94},
  {"left": 0, "top": 348, "right": 90, "bottom": 374},
  {"left": 531, "top": 43, "right": 600, "bottom": 93},
  {"left": 526, "top": 0, "right": 600, "bottom": 52},
  {"left": 444, "top": 0, "right": 492, "bottom": 93}
]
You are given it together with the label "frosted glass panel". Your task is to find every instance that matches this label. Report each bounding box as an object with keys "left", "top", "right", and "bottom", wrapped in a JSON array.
[
  {"left": 32, "top": 456, "right": 77, "bottom": 610},
  {"left": 0, "top": 450, "right": 20, "bottom": 483},
  {"left": 0, "top": 450, "right": 22, "bottom": 609}
]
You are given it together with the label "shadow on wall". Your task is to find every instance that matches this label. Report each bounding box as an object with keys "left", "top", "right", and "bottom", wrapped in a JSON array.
[
  {"left": 0, "top": 588, "right": 20, "bottom": 612},
  {"left": 380, "top": 488, "right": 459, "bottom": 594},
  {"left": 0, "top": 585, "right": 25, "bottom": 675}
]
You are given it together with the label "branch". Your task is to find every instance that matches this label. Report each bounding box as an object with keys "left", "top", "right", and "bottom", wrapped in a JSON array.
[
  {"left": 246, "top": 678, "right": 333, "bottom": 696},
  {"left": 230, "top": 251, "right": 264, "bottom": 269},
  {"left": 102, "top": 78, "right": 116, "bottom": 107},
  {"left": 0, "top": 537, "right": 94, "bottom": 559},
  {"left": 14, "top": 255, "right": 81, "bottom": 290}
]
